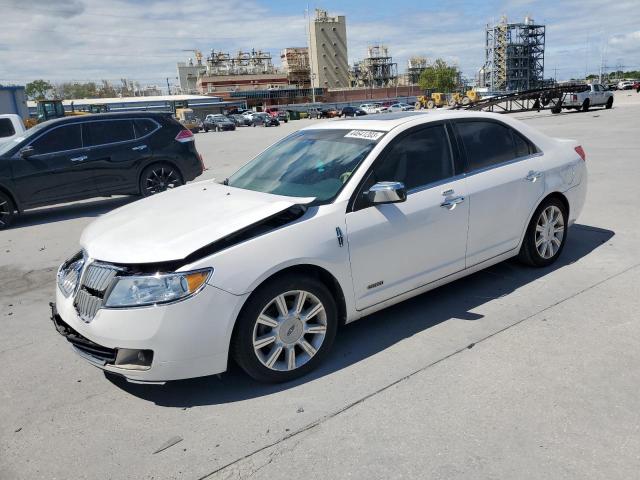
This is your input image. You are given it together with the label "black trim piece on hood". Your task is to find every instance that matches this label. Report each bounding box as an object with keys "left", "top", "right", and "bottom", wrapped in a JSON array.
[{"left": 109, "top": 204, "right": 309, "bottom": 274}]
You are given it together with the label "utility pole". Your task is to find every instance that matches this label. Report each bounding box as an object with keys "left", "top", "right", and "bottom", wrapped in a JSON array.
[
  {"left": 305, "top": 6, "right": 316, "bottom": 104},
  {"left": 166, "top": 77, "right": 171, "bottom": 95}
]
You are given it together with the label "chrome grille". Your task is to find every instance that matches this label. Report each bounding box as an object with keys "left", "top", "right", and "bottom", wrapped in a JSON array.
[
  {"left": 74, "top": 263, "right": 121, "bottom": 323},
  {"left": 82, "top": 263, "right": 119, "bottom": 291}
]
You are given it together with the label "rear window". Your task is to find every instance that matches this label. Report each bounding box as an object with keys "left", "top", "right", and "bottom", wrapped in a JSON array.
[
  {"left": 133, "top": 119, "right": 158, "bottom": 138},
  {"left": 456, "top": 121, "right": 522, "bottom": 171},
  {"left": 0, "top": 118, "right": 16, "bottom": 138},
  {"left": 84, "top": 120, "right": 135, "bottom": 147}
]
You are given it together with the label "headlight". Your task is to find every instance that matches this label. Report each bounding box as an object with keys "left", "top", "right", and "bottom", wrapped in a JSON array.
[
  {"left": 57, "top": 251, "right": 85, "bottom": 298},
  {"left": 103, "top": 268, "right": 212, "bottom": 308}
]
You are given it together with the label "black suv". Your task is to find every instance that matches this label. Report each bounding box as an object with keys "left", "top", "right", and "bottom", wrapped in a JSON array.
[
  {"left": 0, "top": 112, "right": 204, "bottom": 229},
  {"left": 203, "top": 114, "right": 236, "bottom": 132},
  {"left": 340, "top": 106, "right": 367, "bottom": 117}
]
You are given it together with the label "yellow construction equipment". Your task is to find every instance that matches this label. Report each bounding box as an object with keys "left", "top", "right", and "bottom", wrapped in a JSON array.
[
  {"left": 175, "top": 108, "right": 201, "bottom": 133},
  {"left": 414, "top": 92, "right": 448, "bottom": 109},
  {"left": 448, "top": 90, "right": 481, "bottom": 107}
]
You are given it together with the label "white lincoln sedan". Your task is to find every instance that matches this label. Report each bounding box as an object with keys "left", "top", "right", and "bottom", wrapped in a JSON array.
[{"left": 53, "top": 111, "right": 587, "bottom": 383}]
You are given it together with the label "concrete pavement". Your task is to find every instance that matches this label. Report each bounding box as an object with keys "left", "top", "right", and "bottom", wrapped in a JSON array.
[{"left": 1, "top": 91, "right": 639, "bottom": 479}]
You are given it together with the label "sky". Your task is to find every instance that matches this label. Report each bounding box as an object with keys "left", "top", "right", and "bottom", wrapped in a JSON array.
[{"left": 1, "top": 0, "right": 639, "bottom": 89}]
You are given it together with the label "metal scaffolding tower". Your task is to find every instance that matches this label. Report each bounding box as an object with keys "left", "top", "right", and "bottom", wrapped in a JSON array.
[
  {"left": 206, "top": 49, "right": 277, "bottom": 76},
  {"left": 484, "top": 16, "right": 545, "bottom": 92},
  {"left": 351, "top": 45, "right": 398, "bottom": 88}
]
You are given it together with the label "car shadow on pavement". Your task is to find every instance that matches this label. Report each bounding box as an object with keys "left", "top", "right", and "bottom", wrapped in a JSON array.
[
  {"left": 106, "top": 223, "right": 614, "bottom": 407},
  {"left": 9, "top": 196, "right": 136, "bottom": 229}
]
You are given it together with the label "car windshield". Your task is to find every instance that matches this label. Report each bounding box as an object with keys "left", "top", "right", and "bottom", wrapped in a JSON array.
[{"left": 227, "top": 129, "right": 383, "bottom": 203}]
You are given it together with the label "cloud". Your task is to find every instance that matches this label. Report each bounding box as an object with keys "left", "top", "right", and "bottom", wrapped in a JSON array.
[{"left": 0, "top": 0, "right": 638, "bottom": 87}]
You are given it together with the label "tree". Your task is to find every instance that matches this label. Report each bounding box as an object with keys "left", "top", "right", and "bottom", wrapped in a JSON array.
[
  {"left": 25, "top": 79, "right": 53, "bottom": 100},
  {"left": 418, "top": 59, "right": 460, "bottom": 92}
]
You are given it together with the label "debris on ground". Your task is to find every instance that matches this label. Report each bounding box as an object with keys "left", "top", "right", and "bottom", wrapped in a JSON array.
[{"left": 153, "top": 436, "right": 183, "bottom": 454}]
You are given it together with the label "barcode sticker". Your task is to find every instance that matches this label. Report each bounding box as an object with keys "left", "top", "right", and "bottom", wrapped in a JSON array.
[{"left": 344, "top": 130, "right": 384, "bottom": 140}]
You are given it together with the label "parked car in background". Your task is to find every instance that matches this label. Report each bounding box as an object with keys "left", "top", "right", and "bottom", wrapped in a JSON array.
[
  {"left": 204, "top": 114, "right": 236, "bottom": 132},
  {"left": 251, "top": 112, "right": 280, "bottom": 127},
  {"left": 559, "top": 83, "right": 613, "bottom": 112},
  {"left": 617, "top": 80, "right": 635, "bottom": 90},
  {"left": 276, "top": 111, "right": 289, "bottom": 123},
  {"left": 0, "top": 114, "right": 27, "bottom": 146},
  {"left": 360, "top": 103, "right": 388, "bottom": 114},
  {"left": 340, "top": 106, "right": 367, "bottom": 117},
  {"left": 307, "top": 107, "right": 323, "bottom": 119},
  {"left": 0, "top": 112, "right": 204, "bottom": 229},
  {"left": 51, "top": 111, "right": 587, "bottom": 383},
  {"left": 320, "top": 108, "right": 340, "bottom": 118},
  {"left": 228, "top": 114, "right": 250, "bottom": 127},
  {"left": 633, "top": 81, "right": 640, "bottom": 92},
  {"left": 386, "top": 103, "right": 414, "bottom": 112}
]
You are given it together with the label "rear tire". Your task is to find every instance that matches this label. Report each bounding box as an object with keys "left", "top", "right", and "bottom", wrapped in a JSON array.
[
  {"left": 605, "top": 97, "right": 613, "bottom": 109},
  {"left": 139, "top": 163, "right": 184, "bottom": 197},
  {"left": 518, "top": 197, "right": 568, "bottom": 267},
  {"left": 232, "top": 274, "right": 338, "bottom": 383},
  {"left": 581, "top": 99, "right": 590, "bottom": 112},
  {"left": 0, "top": 191, "right": 16, "bottom": 230}
]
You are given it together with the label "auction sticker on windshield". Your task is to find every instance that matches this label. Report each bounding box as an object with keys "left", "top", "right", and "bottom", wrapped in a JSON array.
[{"left": 344, "top": 130, "right": 384, "bottom": 140}]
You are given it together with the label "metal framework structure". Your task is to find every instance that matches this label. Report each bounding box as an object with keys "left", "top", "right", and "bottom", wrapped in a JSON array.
[
  {"left": 457, "top": 84, "right": 589, "bottom": 113},
  {"left": 206, "top": 49, "right": 277, "bottom": 76},
  {"left": 351, "top": 45, "right": 398, "bottom": 88},
  {"left": 484, "top": 16, "right": 545, "bottom": 92},
  {"left": 407, "top": 56, "right": 428, "bottom": 85},
  {"left": 281, "top": 48, "right": 311, "bottom": 87}
]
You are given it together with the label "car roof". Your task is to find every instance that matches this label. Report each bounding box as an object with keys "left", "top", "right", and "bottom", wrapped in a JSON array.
[
  {"left": 38, "top": 111, "right": 172, "bottom": 127},
  {"left": 300, "top": 110, "right": 521, "bottom": 132}
]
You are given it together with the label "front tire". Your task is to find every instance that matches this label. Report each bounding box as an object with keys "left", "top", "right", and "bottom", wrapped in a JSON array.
[
  {"left": 232, "top": 275, "right": 338, "bottom": 383},
  {"left": 139, "top": 163, "right": 184, "bottom": 197},
  {"left": 0, "top": 191, "right": 16, "bottom": 230},
  {"left": 518, "top": 197, "right": 568, "bottom": 267}
]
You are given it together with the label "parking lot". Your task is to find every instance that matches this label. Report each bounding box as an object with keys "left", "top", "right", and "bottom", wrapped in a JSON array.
[{"left": 1, "top": 91, "right": 640, "bottom": 479}]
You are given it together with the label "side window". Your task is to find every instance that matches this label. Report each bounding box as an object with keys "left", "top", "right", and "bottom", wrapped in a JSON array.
[
  {"left": 365, "top": 125, "right": 454, "bottom": 194},
  {"left": 84, "top": 120, "right": 135, "bottom": 147},
  {"left": 30, "top": 124, "right": 82, "bottom": 154},
  {"left": 0, "top": 118, "right": 16, "bottom": 138},
  {"left": 513, "top": 131, "right": 532, "bottom": 158},
  {"left": 133, "top": 119, "right": 157, "bottom": 138},
  {"left": 456, "top": 121, "right": 516, "bottom": 171}
]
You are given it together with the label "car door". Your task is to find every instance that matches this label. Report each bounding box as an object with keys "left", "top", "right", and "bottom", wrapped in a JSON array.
[
  {"left": 345, "top": 123, "right": 469, "bottom": 310},
  {"left": 83, "top": 118, "right": 151, "bottom": 194},
  {"left": 10, "top": 122, "right": 99, "bottom": 206},
  {"left": 454, "top": 119, "right": 544, "bottom": 267}
]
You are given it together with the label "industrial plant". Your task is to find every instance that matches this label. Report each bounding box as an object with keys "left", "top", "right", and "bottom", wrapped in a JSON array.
[{"left": 480, "top": 15, "right": 546, "bottom": 92}]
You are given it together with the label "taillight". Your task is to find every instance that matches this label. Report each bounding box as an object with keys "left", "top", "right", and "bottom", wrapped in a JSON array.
[
  {"left": 175, "top": 129, "right": 194, "bottom": 143},
  {"left": 575, "top": 145, "right": 586, "bottom": 161},
  {"left": 572, "top": 94, "right": 578, "bottom": 101}
]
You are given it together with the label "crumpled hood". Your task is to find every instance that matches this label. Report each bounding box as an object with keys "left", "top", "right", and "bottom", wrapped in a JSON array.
[{"left": 80, "top": 180, "right": 313, "bottom": 264}]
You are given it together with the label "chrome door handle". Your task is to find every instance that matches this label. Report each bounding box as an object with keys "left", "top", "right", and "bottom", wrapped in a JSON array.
[
  {"left": 70, "top": 155, "right": 88, "bottom": 162},
  {"left": 131, "top": 145, "right": 148, "bottom": 151},
  {"left": 440, "top": 196, "right": 465, "bottom": 210},
  {"left": 525, "top": 170, "right": 543, "bottom": 182}
]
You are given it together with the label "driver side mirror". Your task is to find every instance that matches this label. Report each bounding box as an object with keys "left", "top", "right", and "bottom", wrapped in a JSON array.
[
  {"left": 365, "top": 181, "right": 407, "bottom": 205},
  {"left": 20, "top": 146, "right": 36, "bottom": 158}
]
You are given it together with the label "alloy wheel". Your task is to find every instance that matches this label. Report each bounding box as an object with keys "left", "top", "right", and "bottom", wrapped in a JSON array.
[
  {"left": 535, "top": 205, "right": 565, "bottom": 259},
  {"left": 144, "top": 167, "right": 180, "bottom": 195},
  {"left": 0, "top": 198, "right": 12, "bottom": 228},
  {"left": 252, "top": 290, "right": 327, "bottom": 372}
]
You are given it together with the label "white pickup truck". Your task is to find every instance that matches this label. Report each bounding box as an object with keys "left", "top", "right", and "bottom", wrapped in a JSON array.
[
  {"left": 0, "top": 114, "right": 27, "bottom": 146},
  {"left": 561, "top": 83, "right": 613, "bottom": 112}
]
